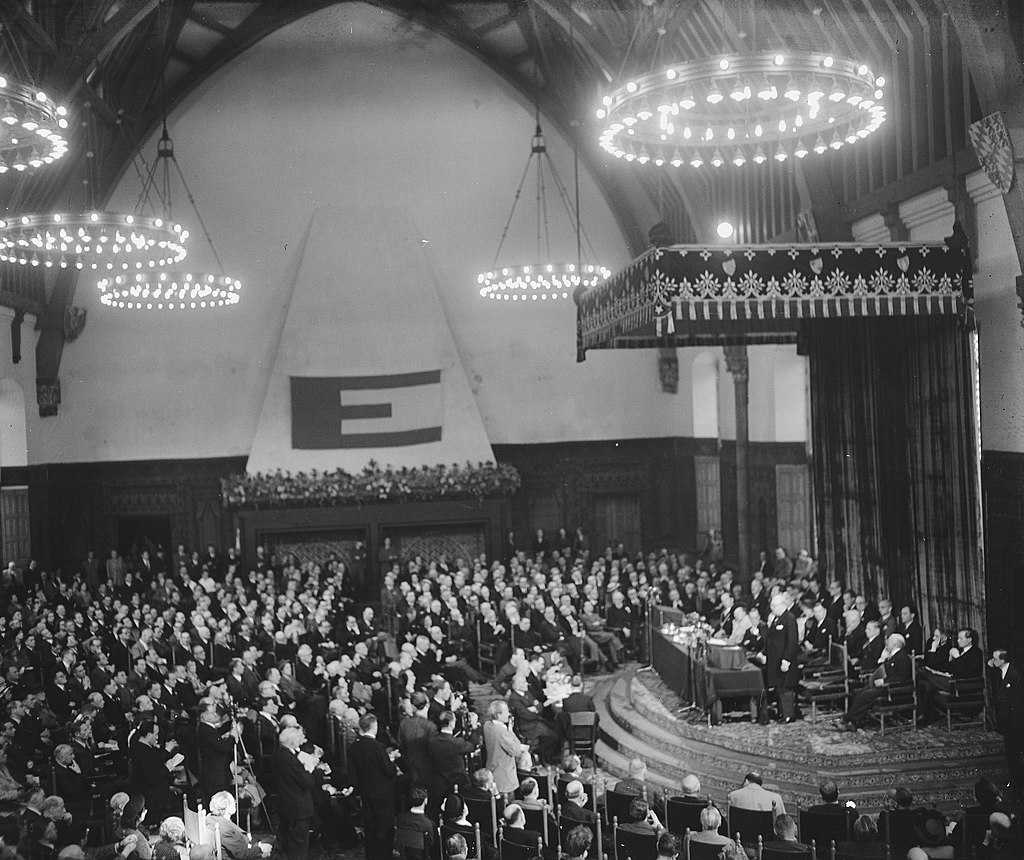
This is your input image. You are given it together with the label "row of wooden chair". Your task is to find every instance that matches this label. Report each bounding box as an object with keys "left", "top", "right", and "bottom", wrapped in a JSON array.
[{"left": 800, "top": 642, "right": 988, "bottom": 733}]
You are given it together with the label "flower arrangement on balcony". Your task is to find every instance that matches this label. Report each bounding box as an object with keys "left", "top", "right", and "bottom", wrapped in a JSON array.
[{"left": 222, "top": 460, "right": 521, "bottom": 509}]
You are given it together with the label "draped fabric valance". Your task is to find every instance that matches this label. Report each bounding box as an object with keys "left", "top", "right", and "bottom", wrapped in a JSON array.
[{"left": 575, "top": 241, "right": 973, "bottom": 360}]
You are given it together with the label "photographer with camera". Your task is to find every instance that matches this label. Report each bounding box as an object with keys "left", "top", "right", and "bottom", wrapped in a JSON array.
[{"left": 197, "top": 699, "right": 240, "bottom": 802}]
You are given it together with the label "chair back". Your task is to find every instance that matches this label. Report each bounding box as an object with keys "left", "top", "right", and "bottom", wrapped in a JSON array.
[
  {"left": 182, "top": 797, "right": 207, "bottom": 846},
  {"left": 727, "top": 806, "right": 774, "bottom": 843},
  {"left": 799, "top": 809, "right": 850, "bottom": 848},
  {"left": 558, "top": 809, "right": 601, "bottom": 859},
  {"left": 521, "top": 802, "right": 551, "bottom": 844},
  {"left": 395, "top": 823, "right": 427, "bottom": 860},
  {"left": 759, "top": 838, "right": 814, "bottom": 860},
  {"left": 880, "top": 808, "right": 919, "bottom": 854},
  {"left": 463, "top": 794, "right": 499, "bottom": 846},
  {"left": 681, "top": 833, "right": 727, "bottom": 860},
  {"left": 441, "top": 823, "right": 481, "bottom": 860},
  {"left": 961, "top": 809, "right": 991, "bottom": 853},
  {"left": 666, "top": 797, "right": 706, "bottom": 837},
  {"left": 568, "top": 712, "right": 598, "bottom": 759},
  {"left": 613, "top": 820, "right": 659, "bottom": 860},
  {"left": 498, "top": 829, "right": 544, "bottom": 860},
  {"left": 604, "top": 789, "right": 639, "bottom": 826}
]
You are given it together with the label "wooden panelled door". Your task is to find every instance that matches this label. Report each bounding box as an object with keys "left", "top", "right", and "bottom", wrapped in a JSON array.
[
  {"left": 593, "top": 493, "right": 642, "bottom": 555},
  {"left": 694, "top": 455, "right": 722, "bottom": 547},
  {"left": 1, "top": 487, "right": 30, "bottom": 564},
  {"left": 775, "top": 464, "right": 812, "bottom": 556}
]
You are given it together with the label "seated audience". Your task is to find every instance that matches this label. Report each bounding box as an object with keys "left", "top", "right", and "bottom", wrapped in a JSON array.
[
  {"left": 685, "top": 805, "right": 731, "bottom": 848},
  {"left": 728, "top": 772, "right": 786, "bottom": 815}
]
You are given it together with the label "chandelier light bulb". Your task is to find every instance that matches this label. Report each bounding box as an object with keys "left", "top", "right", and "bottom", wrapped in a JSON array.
[
  {"left": 716, "top": 220, "right": 735, "bottom": 239},
  {"left": 710, "top": 148, "right": 725, "bottom": 167},
  {"left": 719, "top": 58, "right": 730, "bottom": 71},
  {"left": 774, "top": 143, "right": 788, "bottom": 161},
  {"left": 823, "top": 56, "right": 835, "bottom": 68},
  {"left": 783, "top": 79, "right": 801, "bottom": 101},
  {"left": 857, "top": 64, "right": 869, "bottom": 76},
  {"left": 773, "top": 54, "right": 786, "bottom": 66},
  {"left": 626, "top": 81, "right": 638, "bottom": 93},
  {"left": 752, "top": 146, "right": 767, "bottom": 164},
  {"left": 689, "top": 152, "right": 704, "bottom": 168},
  {"left": 666, "top": 68, "right": 678, "bottom": 80},
  {"left": 757, "top": 78, "right": 777, "bottom": 100},
  {"left": 706, "top": 81, "right": 724, "bottom": 104},
  {"left": 830, "top": 130, "right": 843, "bottom": 149},
  {"left": 794, "top": 140, "right": 809, "bottom": 158},
  {"left": 678, "top": 88, "right": 696, "bottom": 110},
  {"left": 829, "top": 79, "right": 847, "bottom": 102},
  {"left": 731, "top": 147, "right": 746, "bottom": 167}
]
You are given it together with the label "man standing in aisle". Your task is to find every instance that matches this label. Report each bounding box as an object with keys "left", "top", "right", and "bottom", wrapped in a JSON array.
[
  {"left": 349, "top": 713, "right": 399, "bottom": 860},
  {"left": 989, "top": 649, "right": 1022, "bottom": 792},
  {"left": 273, "top": 726, "right": 315, "bottom": 860},
  {"left": 756, "top": 594, "right": 800, "bottom": 723}
]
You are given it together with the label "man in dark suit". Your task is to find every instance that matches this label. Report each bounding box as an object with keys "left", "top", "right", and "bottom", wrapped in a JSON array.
[
  {"left": 560, "top": 780, "right": 599, "bottom": 824},
  {"left": 804, "top": 780, "right": 857, "bottom": 845},
  {"left": 53, "top": 744, "right": 91, "bottom": 824},
  {"left": 842, "top": 634, "right": 912, "bottom": 730},
  {"left": 897, "top": 605, "right": 924, "bottom": 655},
  {"left": 919, "top": 628, "right": 985, "bottom": 724},
  {"left": 859, "top": 621, "right": 885, "bottom": 672},
  {"left": 197, "top": 702, "right": 237, "bottom": 802},
  {"left": 426, "top": 710, "right": 479, "bottom": 814},
  {"left": 605, "top": 591, "right": 635, "bottom": 656},
  {"left": 349, "top": 714, "right": 398, "bottom": 860},
  {"left": 761, "top": 813, "right": 812, "bottom": 855},
  {"left": 398, "top": 691, "right": 438, "bottom": 786},
  {"left": 501, "top": 803, "right": 544, "bottom": 850},
  {"left": 272, "top": 726, "right": 316, "bottom": 860},
  {"left": 755, "top": 595, "right": 800, "bottom": 723},
  {"left": 45, "top": 669, "right": 74, "bottom": 723},
  {"left": 130, "top": 720, "right": 184, "bottom": 819},
  {"left": 989, "top": 649, "right": 1023, "bottom": 791},
  {"left": 842, "top": 610, "right": 867, "bottom": 663},
  {"left": 395, "top": 786, "right": 436, "bottom": 858},
  {"left": 556, "top": 675, "right": 596, "bottom": 747}
]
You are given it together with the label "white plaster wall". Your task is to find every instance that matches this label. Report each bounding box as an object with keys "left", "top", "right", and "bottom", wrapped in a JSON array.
[
  {"left": 970, "top": 175, "right": 1024, "bottom": 453},
  {"left": 24, "top": 3, "right": 811, "bottom": 464}
]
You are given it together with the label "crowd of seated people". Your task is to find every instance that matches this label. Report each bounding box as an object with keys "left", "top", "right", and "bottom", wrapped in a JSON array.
[
  {"left": 0, "top": 532, "right": 1018, "bottom": 860},
  {"left": 646, "top": 545, "right": 1018, "bottom": 742}
]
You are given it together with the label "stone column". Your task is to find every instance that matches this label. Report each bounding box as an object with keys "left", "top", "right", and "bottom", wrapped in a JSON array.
[{"left": 724, "top": 344, "right": 750, "bottom": 577}]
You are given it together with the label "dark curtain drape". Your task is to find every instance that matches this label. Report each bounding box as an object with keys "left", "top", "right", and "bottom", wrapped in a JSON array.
[{"left": 804, "top": 317, "right": 984, "bottom": 637}]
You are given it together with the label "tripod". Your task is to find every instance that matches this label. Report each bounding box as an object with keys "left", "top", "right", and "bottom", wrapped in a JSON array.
[{"left": 232, "top": 725, "right": 276, "bottom": 840}]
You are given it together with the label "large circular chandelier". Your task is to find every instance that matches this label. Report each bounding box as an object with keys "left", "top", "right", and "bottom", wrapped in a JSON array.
[
  {"left": 477, "top": 115, "right": 610, "bottom": 305},
  {"left": 0, "top": 75, "right": 70, "bottom": 173},
  {"left": 596, "top": 51, "right": 886, "bottom": 168},
  {"left": 478, "top": 263, "right": 611, "bottom": 302},
  {"left": 96, "top": 271, "right": 241, "bottom": 311},
  {"left": 0, "top": 212, "right": 187, "bottom": 270}
]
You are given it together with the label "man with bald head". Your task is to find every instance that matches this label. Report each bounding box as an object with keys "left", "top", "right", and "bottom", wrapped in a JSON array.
[{"left": 842, "top": 633, "right": 912, "bottom": 731}]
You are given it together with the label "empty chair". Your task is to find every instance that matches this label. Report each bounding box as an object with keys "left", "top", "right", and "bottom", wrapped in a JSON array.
[
  {"left": 935, "top": 675, "right": 987, "bottom": 730},
  {"left": 568, "top": 712, "right": 598, "bottom": 763}
]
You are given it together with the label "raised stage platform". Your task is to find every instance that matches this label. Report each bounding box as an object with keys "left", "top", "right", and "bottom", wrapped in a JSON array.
[{"left": 591, "top": 669, "right": 1007, "bottom": 814}]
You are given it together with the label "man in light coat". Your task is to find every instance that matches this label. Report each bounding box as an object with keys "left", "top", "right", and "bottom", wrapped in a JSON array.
[
  {"left": 727, "top": 772, "right": 786, "bottom": 815},
  {"left": 483, "top": 699, "right": 528, "bottom": 799}
]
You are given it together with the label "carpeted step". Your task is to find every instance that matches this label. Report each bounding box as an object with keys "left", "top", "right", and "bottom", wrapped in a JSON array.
[{"left": 592, "top": 670, "right": 1001, "bottom": 815}]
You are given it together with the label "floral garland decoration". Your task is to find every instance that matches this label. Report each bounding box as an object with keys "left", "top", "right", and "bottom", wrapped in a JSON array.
[{"left": 222, "top": 460, "right": 521, "bottom": 509}]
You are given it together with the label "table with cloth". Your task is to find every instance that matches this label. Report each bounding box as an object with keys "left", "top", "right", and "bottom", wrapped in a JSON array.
[{"left": 651, "top": 628, "right": 764, "bottom": 725}]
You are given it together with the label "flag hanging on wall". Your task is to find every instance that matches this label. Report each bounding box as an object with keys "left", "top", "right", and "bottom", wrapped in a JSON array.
[{"left": 290, "top": 371, "right": 443, "bottom": 449}]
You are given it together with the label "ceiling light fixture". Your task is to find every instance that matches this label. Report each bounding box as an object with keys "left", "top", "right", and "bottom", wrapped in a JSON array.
[
  {"left": 0, "top": 75, "right": 70, "bottom": 174},
  {"left": 597, "top": 51, "right": 884, "bottom": 169}
]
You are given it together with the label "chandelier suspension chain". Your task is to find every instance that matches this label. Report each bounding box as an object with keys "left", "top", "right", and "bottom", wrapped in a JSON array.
[
  {"left": 543, "top": 151, "right": 599, "bottom": 264},
  {"left": 490, "top": 151, "right": 534, "bottom": 268}
]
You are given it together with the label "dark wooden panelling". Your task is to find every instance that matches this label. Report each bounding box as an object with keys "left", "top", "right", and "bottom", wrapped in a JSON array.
[
  {"left": 495, "top": 438, "right": 808, "bottom": 567},
  {"left": 24, "top": 457, "right": 246, "bottom": 570},
  {"left": 982, "top": 450, "right": 1024, "bottom": 661}
]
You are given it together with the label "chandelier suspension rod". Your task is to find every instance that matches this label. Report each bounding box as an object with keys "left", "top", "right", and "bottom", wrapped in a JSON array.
[
  {"left": 543, "top": 151, "right": 599, "bottom": 264},
  {"left": 490, "top": 148, "right": 534, "bottom": 268},
  {"left": 171, "top": 155, "right": 225, "bottom": 274}
]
